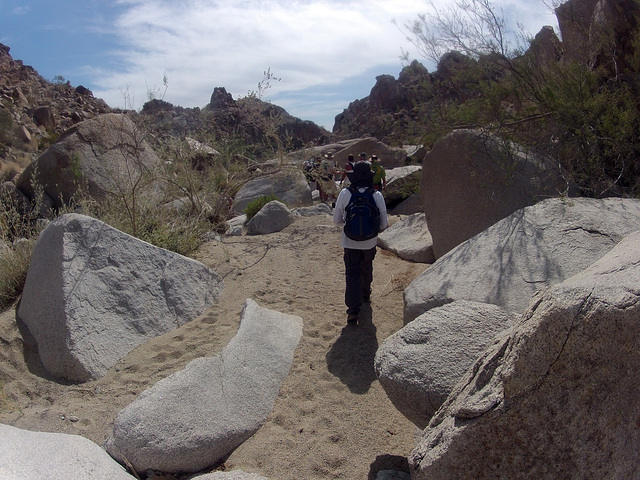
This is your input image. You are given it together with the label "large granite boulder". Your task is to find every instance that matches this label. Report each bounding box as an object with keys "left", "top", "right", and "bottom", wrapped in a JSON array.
[
  {"left": 375, "top": 300, "right": 514, "bottom": 429},
  {"left": 404, "top": 197, "right": 640, "bottom": 323},
  {"left": 555, "top": 0, "right": 640, "bottom": 73},
  {"left": 410, "top": 229, "right": 640, "bottom": 479},
  {"left": 377, "top": 213, "right": 434, "bottom": 264},
  {"left": 293, "top": 202, "right": 333, "bottom": 217},
  {"left": 330, "top": 137, "right": 407, "bottom": 169},
  {"left": 17, "top": 213, "right": 223, "bottom": 382},
  {"left": 383, "top": 166, "right": 422, "bottom": 213},
  {"left": 388, "top": 193, "right": 422, "bottom": 216},
  {"left": 105, "top": 299, "right": 303, "bottom": 474},
  {"left": 246, "top": 200, "right": 294, "bottom": 235},
  {"left": 0, "top": 424, "right": 134, "bottom": 479},
  {"left": 232, "top": 170, "right": 312, "bottom": 214},
  {"left": 421, "top": 129, "right": 572, "bottom": 259},
  {"left": 16, "top": 113, "right": 163, "bottom": 207}
]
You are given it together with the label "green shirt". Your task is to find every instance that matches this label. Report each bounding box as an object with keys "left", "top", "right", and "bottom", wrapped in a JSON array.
[{"left": 371, "top": 163, "right": 385, "bottom": 184}]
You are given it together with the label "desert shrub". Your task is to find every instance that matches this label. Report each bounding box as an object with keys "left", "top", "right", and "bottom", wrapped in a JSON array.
[
  {"left": 401, "top": 0, "right": 640, "bottom": 198},
  {"left": 38, "top": 129, "right": 60, "bottom": 150},
  {"left": 138, "top": 214, "right": 209, "bottom": 257},
  {"left": 0, "top": 109, "right": 14, "bottom": 151},
  {"left": 0, "top": 239, "right": 34, "bottom": 310},
  {"left": 81, "top": 193, "right": 208, "bottom": 258},
  {"left": 392, "top": 171, "right": 422, "bottom": 199},
  {"left": 245, "top": 194, "right": 279, "bottom": 220},
  {"left": 0, "top": 177, "right": 50, "bottom": 311},
  {"left": 529, "top": 63, "right": 640, "bottom": 197}
]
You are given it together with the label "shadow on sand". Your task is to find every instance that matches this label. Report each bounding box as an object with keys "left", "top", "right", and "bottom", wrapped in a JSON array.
[{"left": 325, "top": 304, "right": 378, "bottom": 394}]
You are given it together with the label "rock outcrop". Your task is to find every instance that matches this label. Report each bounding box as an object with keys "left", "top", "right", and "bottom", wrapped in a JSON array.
[
  {"left": 377, "top": 213, "right": 434, "bottom": 264},
  {"left": 421, "top": 129, "right": 572, "bottom": 259},
  {"left": 555, "top": 0, "right": 640, "bottom": 73},
  {"left": 17, "top": 213, "right": 223, "bottom": 382},
  {"left": 205, "top": 88, "right": 330, "bottom": 150},
  {"left": 333, "top": 60, "right": 431, "bottom": 142},
  {"left": 0, "top": 43, "right": 111, "bottom": 171},
  {"left": 375, "top": 300, "right": 514, "bottom": 428},
  {"left": 246, "top": 200, "right": 294, "bottom": 235},
  {"left": 232, "top": 170, "right": 312, "bottom": 214},
  {"left": 404, "top": 197, "right": 640, "bottom": 323},
  {"left": 410, "top": 229, "right": 640, "bottom": 479},
  {"left": 0, "top": 423, "right": 134, "bottom": 479},
  {"left": 16, "top": 113, "right": 163, "bottom": 207},
  {"left": 105, "top": 298, "right": 303, "bottom": 474}
]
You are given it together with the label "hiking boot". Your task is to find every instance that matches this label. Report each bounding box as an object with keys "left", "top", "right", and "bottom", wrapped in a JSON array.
[
  {"left": 362, "top": 295, "right": 371, "bottom": 303},
  {"left": 347, "top": 313, "right": 359, "bottom": 324}
]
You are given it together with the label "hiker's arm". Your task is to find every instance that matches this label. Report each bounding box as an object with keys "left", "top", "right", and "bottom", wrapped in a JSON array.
[
  {"left": 333, "top": 189, "right": 349, "bottom": 224},
  {"left": 375, "top": 192, "right": 389, "bottom": 231}
]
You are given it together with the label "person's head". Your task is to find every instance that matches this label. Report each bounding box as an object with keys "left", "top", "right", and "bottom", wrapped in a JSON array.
[
  {"left": 349, "top": 160, "right": 374, "bottom": 188},
  {"left": 326, "top": 151, "right": 335, "bottom": 159},
  {"left": 348, "top": 154, "right": 355, "bottom": 162},
  {"left": 359, "top": 152, "right": 367, "bottom": 161},
  {"left": 371, "top": 154, "right": 379, "bottom": 163}
]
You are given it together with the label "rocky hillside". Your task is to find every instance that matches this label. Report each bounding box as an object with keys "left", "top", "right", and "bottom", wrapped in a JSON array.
[
  {"left": 0, "top": 43, "right": 333, "bottom": 184},
  {"left": 0, "top": 44, "right": 112, "bottom": 179},
  {"left": 332, "top": 60, "right": 432, "bottom": 146},
  {"left": 138, "top": 87, "right": 333, "bottom": 157},
  {"left": 332, "top": 0, "right": 640, "bottom": 199}
]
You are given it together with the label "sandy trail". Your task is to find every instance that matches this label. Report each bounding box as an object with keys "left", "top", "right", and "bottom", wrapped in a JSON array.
[{"left": 0, "top": 213, "right": 428, "bottom": 479}]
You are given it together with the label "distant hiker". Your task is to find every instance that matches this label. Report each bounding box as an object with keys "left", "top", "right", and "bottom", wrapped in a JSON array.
[
  {"left": 333, "top": 161, "right": 388, "bottom": 325},
  {"left": 318, "top": 152, "right": 338, "bottom": 203},
  {"left": 339, "top": 154, "right": 356, "bottom": 186},
  {"left": 303, "top": 157, "right": 321, "bottom": 191},
  {"left": 370, "top": 154, "right": 386, "bottom": 191}
]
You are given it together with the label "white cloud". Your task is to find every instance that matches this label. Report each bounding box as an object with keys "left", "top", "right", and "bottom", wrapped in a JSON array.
[
  {"left": 88, "top": 0, "right": 555, "bottom": 129},
  {"left": 12, "top": 6, "right": 30, "bottom": 15},
  {"left": 90, "top": 1, "right": 423, "bottom": 120}
]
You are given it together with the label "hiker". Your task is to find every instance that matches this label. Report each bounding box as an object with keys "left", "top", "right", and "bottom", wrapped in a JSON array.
[
  {"left": 339, "top": 154, "right": 356, "bottom": 186},
  {"left": 333, "top": 161, "right": 388, "bottom": 325},
  {"left": 318, "top": 152, "right": 338, "bottom": 203},
  {"left": 303, "top": 157, "right": 321, "bottom": 191},
  {"left": 370, "top": 154, "right": 386, "bottom": 191}
]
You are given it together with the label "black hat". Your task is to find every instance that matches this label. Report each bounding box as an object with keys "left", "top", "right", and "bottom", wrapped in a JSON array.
[
  {"left": 348, "top": 161, "right": 374, "bottom": 188},
  {"left": 359, "top": 152, "right": 367, "bottom": 158}
]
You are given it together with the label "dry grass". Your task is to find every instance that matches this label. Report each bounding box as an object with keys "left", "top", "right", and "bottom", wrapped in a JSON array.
[{"left": 0, "top": 240, "right": 33, "bottom": 312}]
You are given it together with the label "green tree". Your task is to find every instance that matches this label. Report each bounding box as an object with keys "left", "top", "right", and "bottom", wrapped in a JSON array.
[{"left": 401, "top": 0, "right": 640, "bottom": 197}]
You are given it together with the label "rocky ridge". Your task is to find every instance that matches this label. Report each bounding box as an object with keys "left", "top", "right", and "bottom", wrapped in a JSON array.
[{"left": 0, "top": 42, "right": 332, "bottom": 186}]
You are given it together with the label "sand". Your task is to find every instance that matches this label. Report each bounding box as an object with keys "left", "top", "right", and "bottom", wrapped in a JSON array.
[{"left": 0, "top": 213, "right": 428, "bottom": 479}]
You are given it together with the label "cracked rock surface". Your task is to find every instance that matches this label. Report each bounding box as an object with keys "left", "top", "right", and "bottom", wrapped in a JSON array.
[
  {"left": 405, "top": 196, "right": 640, "bottom": 323},
  {"left": 104, "top": 298, "right": 303, "bottom": 474},
  {"left": 410, "top": 230, "right": 640, "bottom": 480}
]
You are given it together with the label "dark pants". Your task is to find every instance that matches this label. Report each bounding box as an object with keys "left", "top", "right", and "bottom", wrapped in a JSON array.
[{"left": 343, "top": 247, "right": 377, "bottom": 315}]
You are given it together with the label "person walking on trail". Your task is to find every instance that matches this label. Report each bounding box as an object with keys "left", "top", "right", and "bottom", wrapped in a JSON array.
[
  {"left": 358, "top": 152, "right": 370, "bottom": 164},
  {"left": 343, "top": 152, "right": 371, "bottom": 185},
  {"left": 370, "top": 154, "right": 386, "bottom": 191},
  {"left": 303, "top": 157, "right": 321, "bottom": 191},
  {"left": 333, "top": 161, "right": 388, "bottom": 325},
  {"left": 339, "top": 154, "right": 356, "bottom": 186},
  {"left": 318, "top": 152, "right": 338, "bottom": 203}
]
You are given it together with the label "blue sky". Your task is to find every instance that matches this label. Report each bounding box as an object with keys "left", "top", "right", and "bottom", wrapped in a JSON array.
[{"left": 1, "top": 0, "right": 558, "bottom": 130}]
